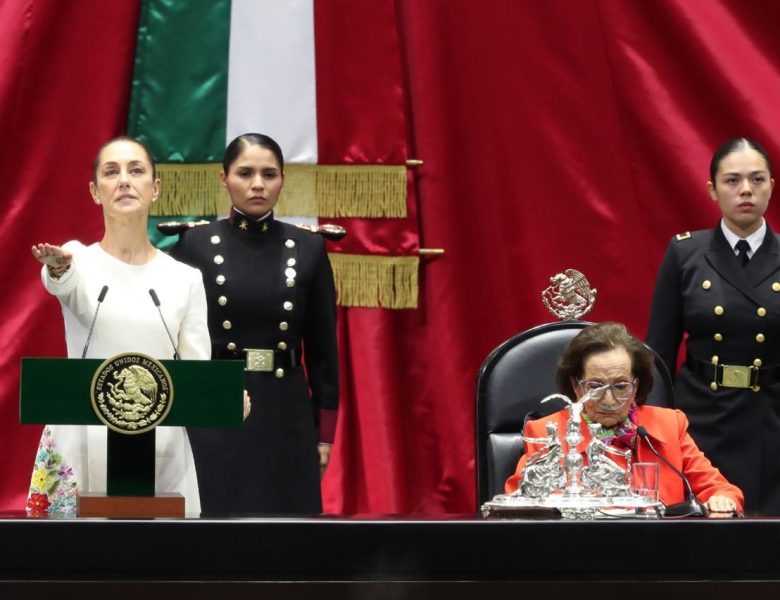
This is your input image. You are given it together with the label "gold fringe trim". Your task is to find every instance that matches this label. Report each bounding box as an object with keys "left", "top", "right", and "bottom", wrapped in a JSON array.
[
  {"left": 329, "top": 254, "right": 418, "bottom": 309},
  {"left": 151, "top": 163, "right": 228, "bottom": 216},
  {"left": 278, "top": 164, "right": 317, "bottom": 216},
  {"left": 311, "top": 165, "right": 407, "bottom": 218},
  {"left": 151, "top": 163, "right": 407, "bottom": 218}
]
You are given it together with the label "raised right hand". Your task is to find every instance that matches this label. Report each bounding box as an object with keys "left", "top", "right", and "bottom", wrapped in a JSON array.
[{"left": 31, "top": 243, "right": 72, "bottom": 268}]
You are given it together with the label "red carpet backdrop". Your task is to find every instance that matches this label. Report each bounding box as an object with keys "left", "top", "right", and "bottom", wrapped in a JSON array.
[{"left": 3, "top": 0, "right": 780, "bottom": 514}]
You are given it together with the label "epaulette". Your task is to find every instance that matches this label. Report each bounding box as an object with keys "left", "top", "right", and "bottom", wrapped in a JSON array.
[
  {"left": 156, "top": 220, "right": 211, "bottom": 236},
  {"left": 294, "top": 223, "right": 347, "bottom": 241},
  {"left": 675, "top": 231, "right": 692, "bottom": 242}
]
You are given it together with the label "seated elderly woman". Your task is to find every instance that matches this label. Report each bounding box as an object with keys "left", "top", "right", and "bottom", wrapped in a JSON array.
[{"left": 505, "top": 322, "right": 744, "bottom": 517}]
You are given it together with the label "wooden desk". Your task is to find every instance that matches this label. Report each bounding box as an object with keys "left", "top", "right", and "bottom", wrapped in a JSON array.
[{"left": 2, "top": 514, "right": 780, "bottom": 599}]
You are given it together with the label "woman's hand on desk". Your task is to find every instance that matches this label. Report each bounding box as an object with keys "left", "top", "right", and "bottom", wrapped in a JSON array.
[{"left": 705, "top": 494, "right": 739, "bottom": 518}]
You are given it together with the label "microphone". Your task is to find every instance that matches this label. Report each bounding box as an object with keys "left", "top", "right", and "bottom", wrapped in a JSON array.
[
  {"left": 636, "top": 425, "right": 707, "bottom": 517},
  {"left": 81, "top": 285, "right": 108, "bottom": 359},
  {"left": 148, "top": 289, "right": 180, "bottom": 360}
]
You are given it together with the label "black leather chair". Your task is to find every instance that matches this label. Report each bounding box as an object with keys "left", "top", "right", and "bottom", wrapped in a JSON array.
[{"left": 475, "top": 321, "right": 674, "bottom": 507}]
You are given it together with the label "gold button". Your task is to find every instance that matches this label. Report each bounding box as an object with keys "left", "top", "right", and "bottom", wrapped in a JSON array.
[
  {"left": 286, "top": 279, "right": 295, "bottom": 287},
  {"left": 285, "top": 267, "right": 297, "bottom": 279},
  {"left": 214, "top": 255, "right": 224, "bottom": 265},
  {"left": 285, "top": 239, "right": 295, "bottom": 248},
  {"left": 758, "top": 307, "right": 767, "bottom": 317},
  {"left": 287, "top": 258, "right": 297, "bottom": 267},
  {"left": 222, "top": 320, "right": 232, "bottom": 330},
  {"left": 283, "top": 301, "right": 293, "bottom": 311},
  {"left": 754, "top": 358, "right": 763, "bottom": 367},
  {"left": 714, "top": 333, "right": 723, "bottom": 342},
  {"left": 710, "top": 382, "right": 718, "bottom": 391},
  {"left": 277, "top": 341, "right": 287, "bottom": 350},
  {"left": 216, "top": 275, "right": 225, "bottom": 285},
  {"left": 279, "top": 321, "right": 289, "bottom": 331},
  {"left": 275, "top": 368, "right": 285, "bottom": 378},
  {"left": 711, "top": 355, "right": 719, "bottom": 364},
  {"left": 227, "top": 342, "right": 237, "bottom": 351},
  {"left": 702, "top": 280, "right": 712, "bottom": 290},
  {"left": 218, "top": 296, "right": 227, "bottom": 306},
  {"left": 714, "top": 306, "right": 724, "bottom": 315},
  {"left": 757, "top": 333, "right": 766, "bottom": 343},
  {"left": 210, "top": 235, "right": 221, "bottom": 245},
  {"left": 753, "top": 386, "right": 761, "bottom": 393},
  {"left": 773, "top": 282, "right": 780, "bottom": 292}
]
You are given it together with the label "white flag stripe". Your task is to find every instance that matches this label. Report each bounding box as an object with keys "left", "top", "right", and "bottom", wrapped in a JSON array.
[{"left": 226, "top": 0, "right": 318, "bottom": 164}]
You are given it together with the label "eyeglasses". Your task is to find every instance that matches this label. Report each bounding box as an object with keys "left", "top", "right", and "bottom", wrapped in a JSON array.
[{"left": 577, "top": 379, "right": 638, "bottom": 404}]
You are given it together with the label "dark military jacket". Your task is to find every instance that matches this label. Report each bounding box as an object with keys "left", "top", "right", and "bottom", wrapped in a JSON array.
[
  {"left": 170, "top": 211, "right": 338, "bottom": 515},
  {"left": 647, "top": 223, "right": 780, "bottom": 514}
]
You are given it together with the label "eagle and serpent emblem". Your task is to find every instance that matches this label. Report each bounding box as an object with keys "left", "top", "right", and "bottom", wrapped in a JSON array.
[
  {"left": 541, "top": 269, "right": 597, "bottom": 321},
  {"left": 90, "top": 353, "right": 174, "bottom": 434}
]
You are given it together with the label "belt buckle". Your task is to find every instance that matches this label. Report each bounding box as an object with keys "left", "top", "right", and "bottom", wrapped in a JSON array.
[
  {"left": 245, "top": 348, "right": 274, "bottom": 372},
  {"left": 721, "top": 365, "right": 751, "bottom": 389}
]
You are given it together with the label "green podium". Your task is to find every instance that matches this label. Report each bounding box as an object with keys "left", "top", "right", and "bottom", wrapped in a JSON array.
[{"left": 20, "top": 356, "right": 244, "bottom": 518}]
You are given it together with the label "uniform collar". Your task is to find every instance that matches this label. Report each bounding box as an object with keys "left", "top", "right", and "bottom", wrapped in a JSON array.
[
  {"left": 720, "top": 218, "right": 766, "bottom": 258},
  {"left": 707, "top": 221, "right": 780, "bottom": 297},
  {"left": 228, "top": 207, "right": 275, "bottom": 234}
]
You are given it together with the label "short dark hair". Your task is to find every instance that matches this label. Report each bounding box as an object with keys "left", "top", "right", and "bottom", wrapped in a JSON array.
[
  {"left": 222, "top": 133, "right": 284, "bottom": 174},
  {"left": 555, "top": 322, "right": 654, "bottom": 405},
  {"left": 709, "top": 137, "right": 772, "bottom": 185},
  {"left": 92, "top": 136, "right": 157, "bottom": 180}
]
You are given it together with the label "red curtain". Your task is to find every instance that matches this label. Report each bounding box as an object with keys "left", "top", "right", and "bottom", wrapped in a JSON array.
[
  {"left": 4, "top": 0, "right": 780, "bottom": 514},
  {"left": 0, "top": 0, "right": 141, "bottom": 510},
  {"left": 325, "top": 0, "right": 780, "bottom": 514}
]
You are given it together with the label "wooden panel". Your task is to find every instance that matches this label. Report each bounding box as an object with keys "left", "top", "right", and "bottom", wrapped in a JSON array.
[{"left": 78, "top": 493, "right": 184, "bottom": 518}]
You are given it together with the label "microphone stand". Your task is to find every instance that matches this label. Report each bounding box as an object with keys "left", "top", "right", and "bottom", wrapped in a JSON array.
[
  {"left": 148, "top": 289, "right": 181, "bottom": 360},
  {"left": 82, "top": 285, "right": 109, "bottom": 359},
  {"left": 636, "top": 426, "right": 707, "bottom": 517}
]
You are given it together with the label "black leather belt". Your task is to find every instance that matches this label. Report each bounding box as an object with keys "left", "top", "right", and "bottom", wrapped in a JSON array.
[
  {"left": 215, "top": 347, "right": 300, "bottom": 372},
  {"left": 685, "top": 353, "right": 780, "bottom": 391}
]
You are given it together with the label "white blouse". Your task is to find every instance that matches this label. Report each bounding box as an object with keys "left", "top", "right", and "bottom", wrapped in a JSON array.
[{"left": 33, "top": 241, "right": 210, "bottom": 515}]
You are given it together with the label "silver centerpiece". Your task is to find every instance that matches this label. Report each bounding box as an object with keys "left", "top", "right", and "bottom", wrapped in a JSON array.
[
  {"left": 482, "top": 393, "right": 660, "bottom": 519},
  {"left": 541, "top": 269, "right": 597, "bottom": 322},
  {"left": 518, "top": 421, "right": 564, "bottom": 498},
  {"left": 582, "top": 423, "right": 632, "bottom": 498}
]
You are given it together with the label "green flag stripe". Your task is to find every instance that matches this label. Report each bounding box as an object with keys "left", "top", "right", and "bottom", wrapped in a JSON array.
[{"left": 127, "top": 0, "right": 231, "bottom": 162}]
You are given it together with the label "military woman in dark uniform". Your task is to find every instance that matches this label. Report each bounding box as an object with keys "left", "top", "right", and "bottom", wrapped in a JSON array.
[
  {"left": 171, "top": 133, "right": 338, "bottom": 515},
  {"left": 647, "top": 137, "right": 780, "bottom": 514}
]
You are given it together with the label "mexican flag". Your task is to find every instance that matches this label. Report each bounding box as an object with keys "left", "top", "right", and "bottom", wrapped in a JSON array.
[{"left": 129, "top": 0, "right": 420, "bottom": 308}]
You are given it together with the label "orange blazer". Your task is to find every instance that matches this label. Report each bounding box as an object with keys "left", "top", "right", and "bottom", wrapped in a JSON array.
[{"left": 504, "top": 405, "right": 744, "bottom": 512}]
